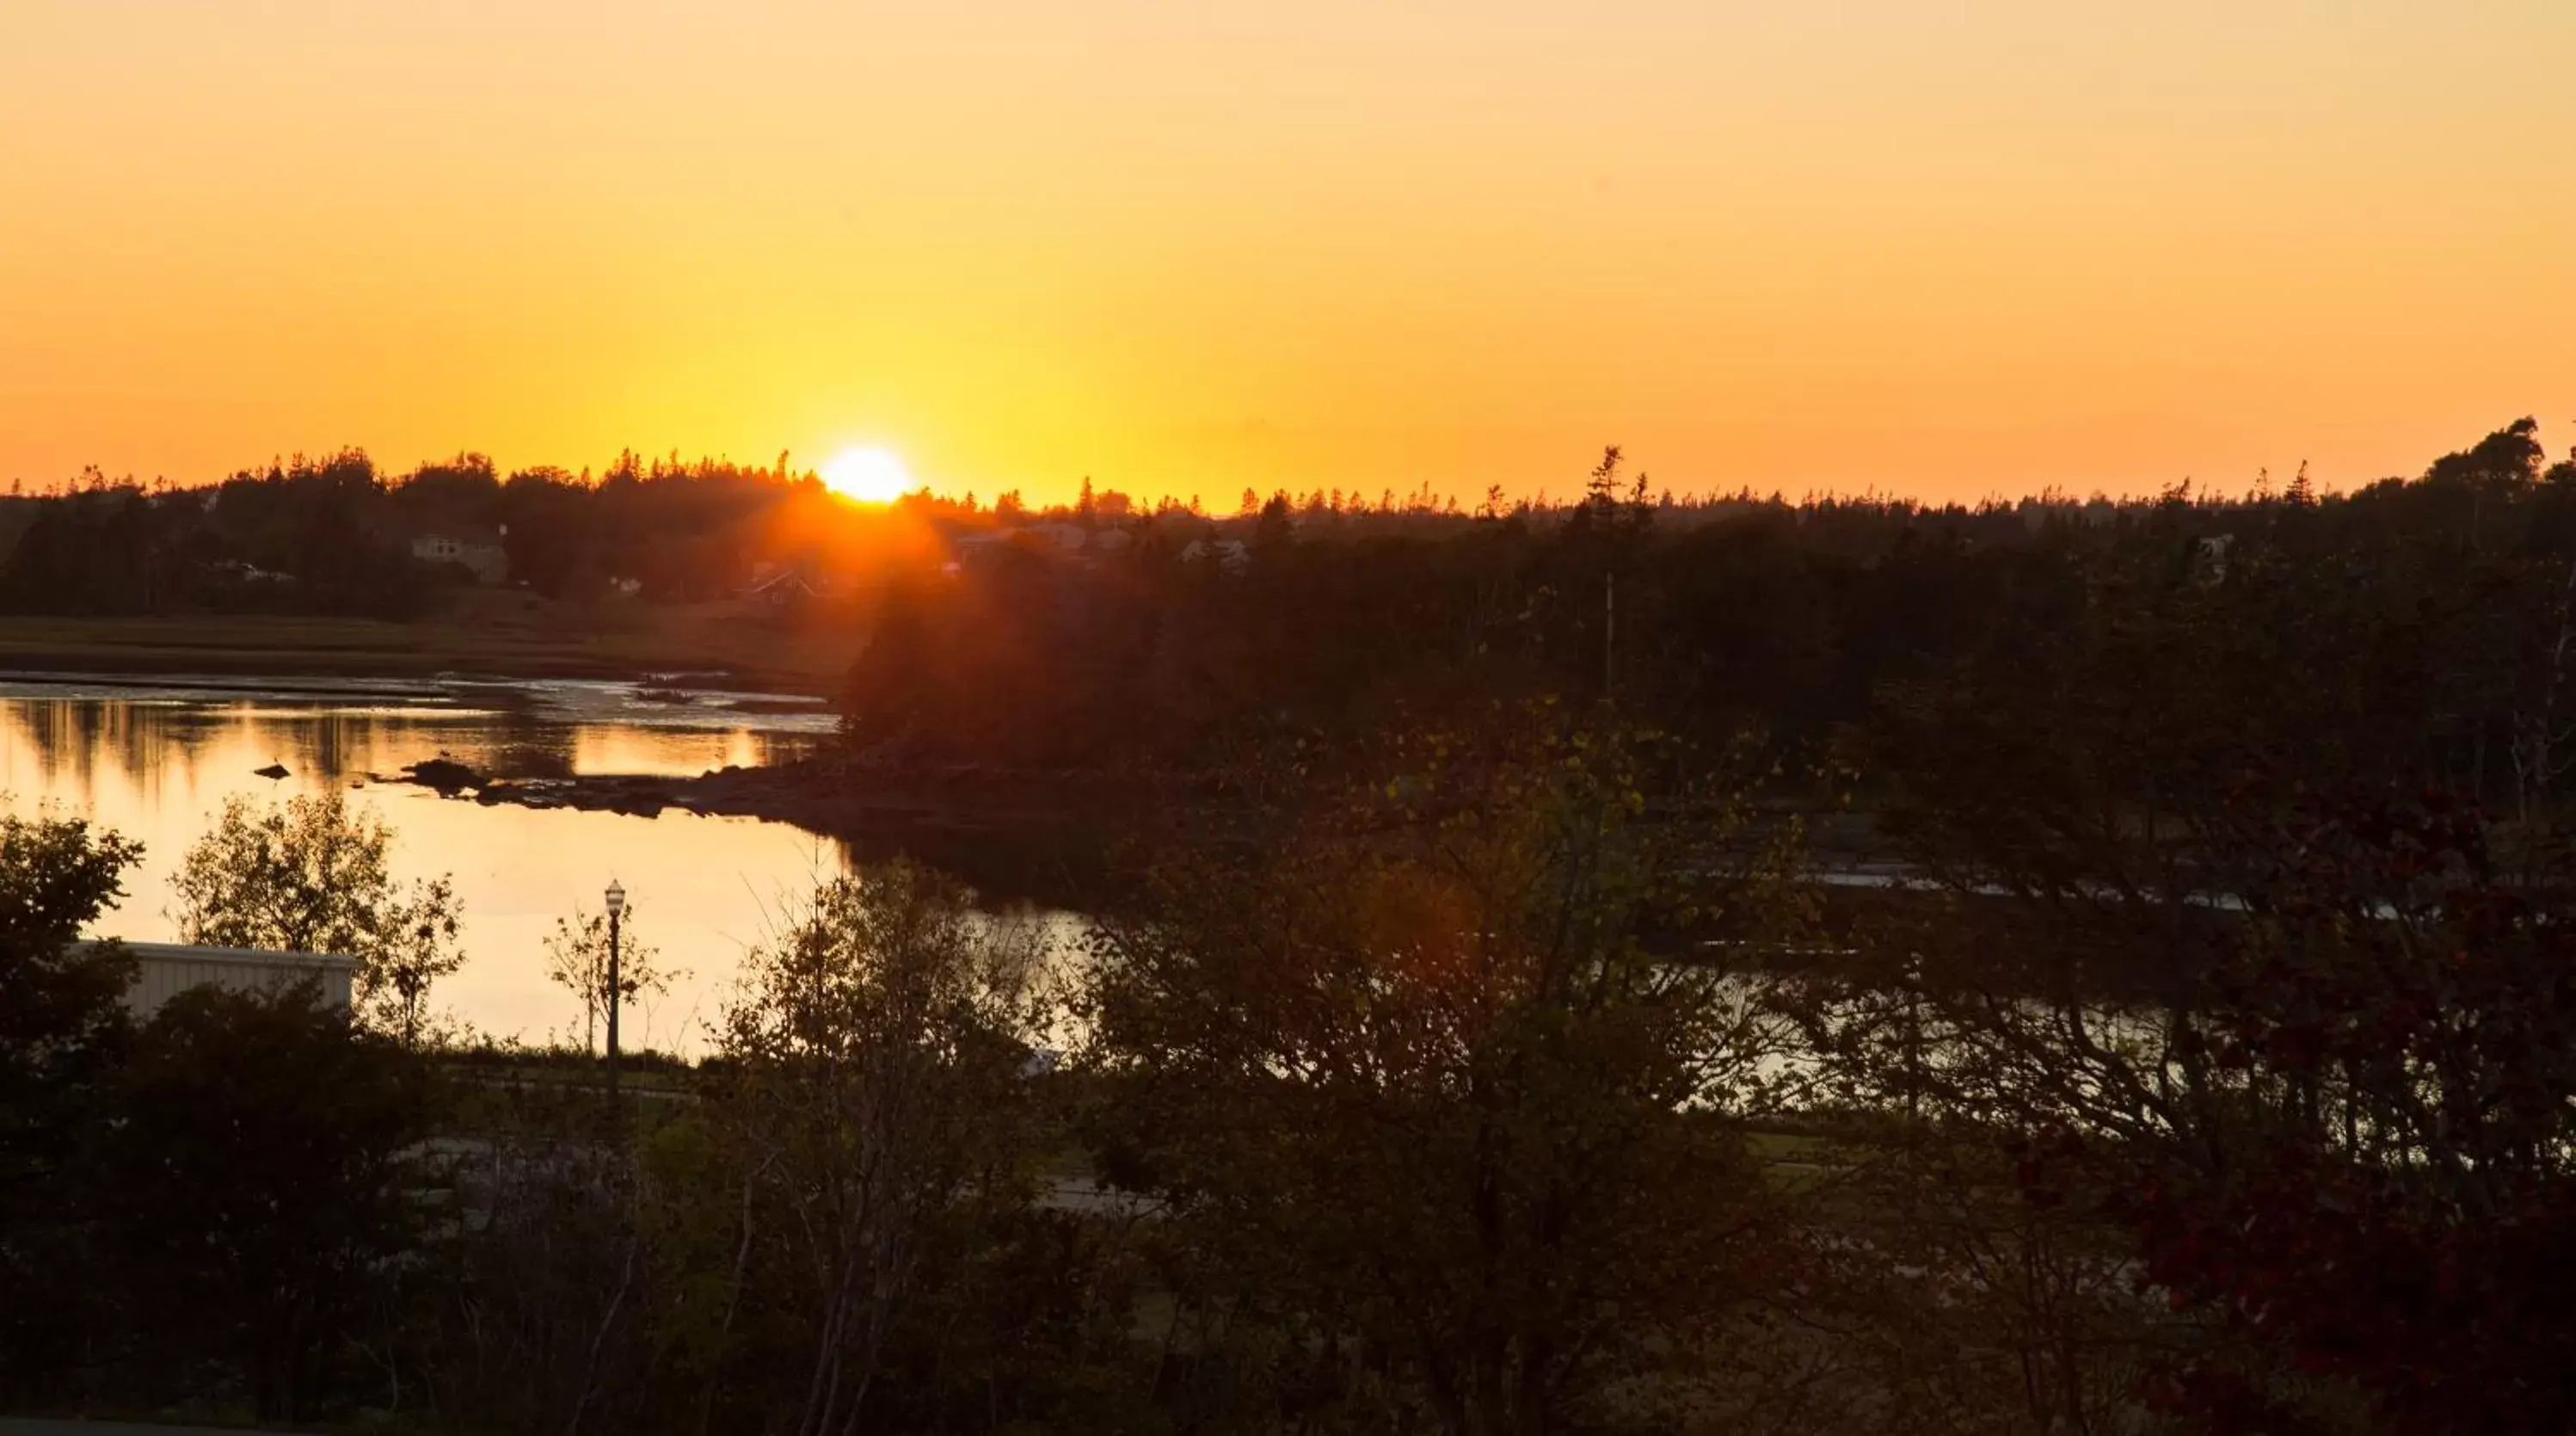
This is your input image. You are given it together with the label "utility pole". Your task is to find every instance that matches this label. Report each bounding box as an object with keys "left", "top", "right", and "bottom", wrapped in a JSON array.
[{"left": 1604, "top": 570, "right": 1616, "bottom": 701}]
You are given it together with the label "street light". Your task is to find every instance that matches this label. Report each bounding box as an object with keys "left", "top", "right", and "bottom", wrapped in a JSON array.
[{"left": 604, "top": 878, "right": 625, "bottom": 1110}]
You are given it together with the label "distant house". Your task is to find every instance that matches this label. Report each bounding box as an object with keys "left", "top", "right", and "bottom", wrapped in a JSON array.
[
  {"left": 951, "top": 531, "right": 1014, "bottom": 563},
  {"left": 1023, "top": 523, "right": 1134, "bottom": 557},
  {"left": 1181, "top": 538, "right": 1250, "bottom": 572},
  {"left": 2195, "top": 533, "right": 2235, "bottom": 585},
  {"left": 744, "top": 568, "right": 825, "bottom": 607},
  {"left": 211, "top": 558, "right": 295, "bottom": 586},
  {"left": 411, "top": 529, "right": 509, "bottom": 585},
  {"left": 92, "top": 941, "right": 358, "bottom": 1020}
]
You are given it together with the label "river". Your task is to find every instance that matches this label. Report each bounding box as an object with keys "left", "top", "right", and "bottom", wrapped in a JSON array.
[{"left": 0, "top": 674, "right": 1070, "bottom": 1054}]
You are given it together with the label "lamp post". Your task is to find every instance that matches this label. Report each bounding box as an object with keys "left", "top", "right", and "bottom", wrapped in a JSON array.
[{"left": 604, "top": 878, "right": 625, "bottom": 1110}]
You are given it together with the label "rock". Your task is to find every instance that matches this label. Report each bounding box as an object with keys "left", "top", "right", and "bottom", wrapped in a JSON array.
[
  {"left": 403, "top": 756, "right": 485, "bottom": 792},
  {"left": 253, "top": 762, "right": 290, "bottom": 780}
]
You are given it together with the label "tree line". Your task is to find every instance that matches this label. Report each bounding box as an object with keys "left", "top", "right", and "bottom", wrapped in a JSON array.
[
  {"left": 5, "top": 418, "right": 2576, "bottom": 1432},
  {"left": 0, "top": 444, "right": 1484, "bottom": 619},
  {"left": 0, "top": 449, "right": 847, "bottom": 614},
  {"left": 840, "top": 421, "right": 2576, "bottom": 824}
]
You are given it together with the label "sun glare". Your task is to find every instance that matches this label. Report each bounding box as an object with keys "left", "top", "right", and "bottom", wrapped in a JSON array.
[{"left": 822, "top": 446, "right": 913, "bottom": 504}]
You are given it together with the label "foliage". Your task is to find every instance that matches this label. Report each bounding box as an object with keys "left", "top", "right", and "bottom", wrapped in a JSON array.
[
  {"left": 834, "top": 419, "right": 2576, "bottom": 812},
  {"left": 544, "top": 903, "right": 677, "bottom": 1055},
  {"left": 705, "top": 860, "right": 1053, "bottom": 1436},
  {"left": 1848, "top": 544, "right": 2576, "bottom": 1436},
  {"left": 0, "top": 447, "right": 840, "bottom": 613},
  {"left": 0, "top": 810, "right": 143, "bottom": 1109},
  {"left": 171, "top": 791, "right": 464, "bottom": 1043},
  {"left": 2030, "top": 792, "right": 2576, "bottom": 1436},
  {"left": 1780, "top": 1118, "right": 2185, "bottom": 1435},
  {"left": 90, "top": 983, "right": 437, "bottom": 1424},
  {"left": 0, "top": 811, "right": 144, "bottom": 1399},
  {"left": 1084, "top": 714, "right": 1810, "bottom": 1434}
]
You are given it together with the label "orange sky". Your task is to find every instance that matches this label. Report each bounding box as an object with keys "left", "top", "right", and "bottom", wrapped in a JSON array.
[{"left": 4, "top": 1, "right": 2573, "bottom": 507}]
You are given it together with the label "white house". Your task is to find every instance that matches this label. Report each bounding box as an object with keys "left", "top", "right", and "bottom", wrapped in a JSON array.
[
  {"left": 2195, "top": 533, "right": 2235, "bottom": 584},
  {"left": 1181, "top": 538, "right": 1250, "bottom": 572},
  {"left": 411, "top": 530, "right": 510, "bottom": 585},
  {"left": 92, "top": 941, "right": 359, "bottom": 1019}
]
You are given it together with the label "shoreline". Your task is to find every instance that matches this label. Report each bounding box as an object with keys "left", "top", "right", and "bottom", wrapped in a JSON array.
[
  {"left": 376, "top": 755, "right": 1120, "bottom": 905},
  {"left": 0, "top": 669, "right": 841, "bottom": 723},
  {"left": 374, "top": 755, "right": 1890, "bottom": 911},
  {"left": 386, "top": 755, "right": 1098, "bottom": 829},
  {"left": 0, "top": 669, "right": 464, "bottom": 703},
  {"left": 0, "top": 607, "right": 854, "bottom": 695}
]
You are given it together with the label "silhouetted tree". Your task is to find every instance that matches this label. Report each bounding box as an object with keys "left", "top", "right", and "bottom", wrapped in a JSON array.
[
  {"left": 1085, "top": 715, "right": 1809, "bottom": 1434},
  {"left": 95, "top": 983, "right": 435, "bottom": 1423},
  {"left": 173, "top": 792, "right": 464, "bottom": 1045},
  {"left": 0, "top": 813, "right": 142, "bottom": 1398}
]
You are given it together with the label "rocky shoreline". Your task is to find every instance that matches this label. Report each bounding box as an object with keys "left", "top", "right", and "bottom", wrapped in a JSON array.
[
  {"left": 369, "top": 753, "right": 1128, "bottom": 905},
  {"left": 377, "top": 754, "right": 1103, "bottom": 834},
  {"left": 370, "top": 755, "right": 1883, "bottom": 913}
]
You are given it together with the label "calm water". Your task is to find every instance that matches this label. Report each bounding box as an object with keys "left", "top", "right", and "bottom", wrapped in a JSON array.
[{"left": 0, "top": 676, "right": 943, "bottom": 1053}]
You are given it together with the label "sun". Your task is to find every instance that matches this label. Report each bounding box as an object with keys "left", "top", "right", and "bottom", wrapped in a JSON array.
[{"left": 821, "top": 446, "right": 914, "bottom": 504}]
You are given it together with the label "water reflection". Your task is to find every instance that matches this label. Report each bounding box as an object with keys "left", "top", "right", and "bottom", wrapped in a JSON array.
[{"left": 0, "top": 689, "right": 872, "bottom": 1053}]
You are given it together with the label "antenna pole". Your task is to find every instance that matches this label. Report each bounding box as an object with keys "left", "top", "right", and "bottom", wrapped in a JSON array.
[{"left": 1604, "top": 570, "right": 1616, "bottom": 700}]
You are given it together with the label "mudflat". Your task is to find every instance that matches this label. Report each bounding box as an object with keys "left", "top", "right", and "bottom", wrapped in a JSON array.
[{"left": 0, "top": 593, "right": 852, "bottom": 694}]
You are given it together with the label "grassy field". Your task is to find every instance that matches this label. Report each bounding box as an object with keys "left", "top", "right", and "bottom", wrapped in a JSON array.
[{"left": 0, "top": 590, "right": 858, "bottom": 694}]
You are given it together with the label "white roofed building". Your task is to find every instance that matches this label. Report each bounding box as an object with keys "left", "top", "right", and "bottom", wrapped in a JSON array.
[{"left": 90, "top": 941, "right": 359, "bottom": 1020}]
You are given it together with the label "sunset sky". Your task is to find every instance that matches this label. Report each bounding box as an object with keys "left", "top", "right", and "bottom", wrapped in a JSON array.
[{"left": 5, "top": 1, "right": 2573, "bottom": 507}]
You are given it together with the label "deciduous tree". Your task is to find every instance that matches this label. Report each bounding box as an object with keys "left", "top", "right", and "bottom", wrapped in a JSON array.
[
  {"left": 0, "top": 811, "right": 143, "bottom": 1397},
  {"left": 172, "top": 792, "right": 464, "bottom": 1044},
  {"left": 544, "top": 903, "right": 676, "bottom": 1055},
  {"left": 95, "top": 983, "right": 434, "bottom": 1423},
  {"left": 710, "top": 861, "right": 1049, "bottom": 1436},
  {"left": 1085, "top": 716, "right": 1808, "bottom": 1435}
]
